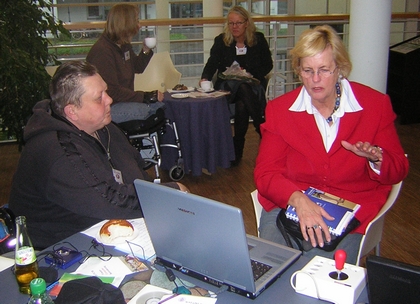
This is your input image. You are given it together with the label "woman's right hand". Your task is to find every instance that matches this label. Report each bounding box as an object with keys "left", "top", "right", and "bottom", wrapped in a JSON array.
[{"left": 288, "top": 191, "right": 334, "bottom": 248}]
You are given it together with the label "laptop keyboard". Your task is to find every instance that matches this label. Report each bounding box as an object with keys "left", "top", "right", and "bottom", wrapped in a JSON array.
[{"left": 251, "top": 259, "right": 272, "bottom": 281}]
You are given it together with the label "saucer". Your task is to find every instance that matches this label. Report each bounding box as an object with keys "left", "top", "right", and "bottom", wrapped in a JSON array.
[
  {"left": 171, "top": 93, "right": 189, "bottom": 99},
  {"left": 197, "top": 88, "right": 215, "bottom": 93}
]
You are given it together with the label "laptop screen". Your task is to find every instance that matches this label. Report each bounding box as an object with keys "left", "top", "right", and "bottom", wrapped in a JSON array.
[
  {"left": 366, "top": 255, "right": 420, "bottom": 304},
  {"left": 134, "top": 179, "right": 301, "bottom": 299}
]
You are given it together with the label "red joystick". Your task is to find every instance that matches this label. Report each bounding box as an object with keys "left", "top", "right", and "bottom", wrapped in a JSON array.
[
  {"left": 329, "top": 249, "right": 349, "bottom": 280},
  {"left": 335, "top": 249, "right": 347, "bottom": 271}
]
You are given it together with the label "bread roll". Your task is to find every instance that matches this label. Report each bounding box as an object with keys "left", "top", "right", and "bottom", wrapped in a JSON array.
[
  {"left": 100, "top": 219, "right": 134, "bottom": 243},
  {"left": 172, "top": 84, "right": 188, "bottom": 91}
]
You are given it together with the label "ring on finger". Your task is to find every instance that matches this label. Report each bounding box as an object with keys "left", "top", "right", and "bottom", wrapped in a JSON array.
[{"left": 307, "top": 225, "right": 321, "bottom": 230}]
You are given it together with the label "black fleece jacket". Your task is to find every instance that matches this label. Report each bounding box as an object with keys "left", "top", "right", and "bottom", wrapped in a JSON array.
[{"left": 9, "top": 100, "right": 176, "bottom": 248}]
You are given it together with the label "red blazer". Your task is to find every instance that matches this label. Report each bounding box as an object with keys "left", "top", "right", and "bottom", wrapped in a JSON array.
[{"left": 254, "top": 82, "right": 409, "bottom": 234}]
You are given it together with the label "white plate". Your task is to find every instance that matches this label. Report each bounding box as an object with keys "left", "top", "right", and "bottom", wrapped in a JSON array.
[
  {"left": 171, "top": 93, "right": 190, "bottom": 99},
  {"left": 167, "top": 86, "right": 194, "bottom": 93},
  {"left": 197, "top": 88, "right": 215, "bottom": 93},
  {"left": 96, "top": 228, "right": 139, "bottom": 246}
]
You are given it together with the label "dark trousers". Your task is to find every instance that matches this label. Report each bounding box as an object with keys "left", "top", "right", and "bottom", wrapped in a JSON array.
[{"left": 233, "top": 83, "right": 265, "bottom": 158}]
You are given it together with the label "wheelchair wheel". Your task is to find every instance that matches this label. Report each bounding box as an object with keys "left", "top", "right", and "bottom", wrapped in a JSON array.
[
  {"left": 143, "top": 161, "right": 154, "bottom": 170},
  {"left": 169, "top": 165, "right": 185, "bottom": 181}
]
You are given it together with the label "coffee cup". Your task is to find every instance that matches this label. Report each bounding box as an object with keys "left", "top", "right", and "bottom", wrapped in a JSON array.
[
  {"left": 200, "top": 80, "right": 213, "bottom": 91},
  {"left": 145, "top": 37, "right": 157, "bottom": 49}
]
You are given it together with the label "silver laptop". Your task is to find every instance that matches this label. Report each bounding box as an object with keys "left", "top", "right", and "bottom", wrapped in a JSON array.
[{"left": 134, "top": 179, "right": 301, "bottom": 299}]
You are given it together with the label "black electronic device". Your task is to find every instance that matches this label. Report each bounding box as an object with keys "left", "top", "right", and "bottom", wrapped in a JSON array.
[
  {"left": 366, "top": 255, "right": 420, "bottom": 304},
  {"left": 387, "top": 35, "right": 420, "bottom": 124},
  {"left": 45, "top": 246, "right": 83, "bottom": 269}
]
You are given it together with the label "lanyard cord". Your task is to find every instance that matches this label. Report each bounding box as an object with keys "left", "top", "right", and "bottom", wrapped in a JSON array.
[{"left": 94, "top": 126, "right": 115, "bottom": 168}]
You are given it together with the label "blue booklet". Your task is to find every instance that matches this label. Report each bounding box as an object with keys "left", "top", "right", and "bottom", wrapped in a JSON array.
[{"left": 285, "top": 187, "right": 360, "bottom": 236}]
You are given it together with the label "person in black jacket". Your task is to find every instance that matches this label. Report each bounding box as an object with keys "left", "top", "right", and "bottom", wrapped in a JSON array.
[
  {"left": 8, "top": 61, "right": 188, "bottom": 249},
  {"left": 201, "top": 6, "right": 273, "bottom": 166}
]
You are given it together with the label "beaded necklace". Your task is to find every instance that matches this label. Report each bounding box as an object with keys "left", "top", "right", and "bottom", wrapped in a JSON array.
[{"left": 326, "top": 82, "right": 341, "bottom": 123}]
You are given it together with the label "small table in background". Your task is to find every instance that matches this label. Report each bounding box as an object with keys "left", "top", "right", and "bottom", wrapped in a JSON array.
[{"left": 160, "top": 91, "right": 235, "bottom": 176}]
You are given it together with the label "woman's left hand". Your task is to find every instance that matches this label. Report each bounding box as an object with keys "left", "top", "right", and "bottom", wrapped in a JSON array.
[{"left": 341, "top": 140, "right": 383, "bottom": 165}]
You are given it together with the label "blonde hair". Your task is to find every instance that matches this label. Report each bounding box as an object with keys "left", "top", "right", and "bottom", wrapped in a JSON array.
[
  {"left": 290, "top": 25, "right": 352, "bottom": 78},
  {"left": 223, "top": 6, "right": 257, "bottom": 47},
  {"left": 105, "top": 4, "right": 139, "bottom": 45}
]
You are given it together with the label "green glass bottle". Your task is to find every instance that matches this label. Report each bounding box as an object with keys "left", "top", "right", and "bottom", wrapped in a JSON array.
[{"left": 14, "top": 216, "right": 39, "bottom": 294}]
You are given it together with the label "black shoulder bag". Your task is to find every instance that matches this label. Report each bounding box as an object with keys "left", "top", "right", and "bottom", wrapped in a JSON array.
[{"left": 276, "top": 208, "right": 360, "bottom": 252}]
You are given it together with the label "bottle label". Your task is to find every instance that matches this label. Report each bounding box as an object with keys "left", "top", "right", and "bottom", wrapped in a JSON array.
[{"left": 15, "top": 246, "right": 37, "bottom": 265}]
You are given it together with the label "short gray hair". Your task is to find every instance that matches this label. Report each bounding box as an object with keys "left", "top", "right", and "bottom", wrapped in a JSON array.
[{"left": 49, "top": 61, "right": 98, "bottom": 116}]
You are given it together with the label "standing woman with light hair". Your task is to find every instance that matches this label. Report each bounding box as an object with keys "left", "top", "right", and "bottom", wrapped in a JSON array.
[
  {"left": 201, "top": 6, "right": 273, "bottom": 166},
  {"left": 87, "top": 3, "right": 164, "bottom": 123}
]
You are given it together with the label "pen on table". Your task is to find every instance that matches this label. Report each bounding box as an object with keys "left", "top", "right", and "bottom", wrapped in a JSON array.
[
  {"left": 46, "top": 279, "right": 59, "bottom": 291},
  {"left": 158, "top": 293, "right": 179, "bottom": 304}
]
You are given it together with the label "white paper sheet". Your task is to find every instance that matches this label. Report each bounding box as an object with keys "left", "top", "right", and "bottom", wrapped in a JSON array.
[
  {"left": 81, "top": 218, "right": 156, "bottom": 261},
  {"left": 73, "top": 256, "right": 132, "bottom": 287},
  {"left": 0, "top": 256, "right": 14, "bottom": 272}
]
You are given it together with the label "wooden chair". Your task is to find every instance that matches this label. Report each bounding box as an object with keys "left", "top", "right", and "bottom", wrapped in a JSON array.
[{"left": 355, "top": 181, "right": 402, "bottom": 265}]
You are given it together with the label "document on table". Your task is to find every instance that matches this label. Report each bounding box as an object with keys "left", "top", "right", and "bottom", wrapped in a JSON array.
[
  {"left": 188, "top": 90, "right": 230, "bottom": 98},
  {"left": 73, "top": 256, "right": 144, "bottom": 287},
  {"left": 0, "top": 256, "right": 14, "bottom": 272},
  {"left": 81, "top": 218, "right": 156, "bottom": 261}
]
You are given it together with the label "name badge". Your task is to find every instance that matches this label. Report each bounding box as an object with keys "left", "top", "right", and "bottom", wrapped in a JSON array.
[
  {"left": 124, "top": 51, "right": 130, "bottom": 61},
  {"left": 112, "top": 168, "right": 124, "bottom": 184},
  {"left": 236, "top": 46, "right": 247, "bottom": 55}
]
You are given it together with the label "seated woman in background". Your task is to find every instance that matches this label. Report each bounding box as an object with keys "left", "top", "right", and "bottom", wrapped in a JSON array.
[
  {"left": 254, "top": 25, "right": 409, "bottom": 264},
  {"left": 200, "top": 6, "right": 273, "bottom": 166},
  {"left": 87, "top": 3, "right": 164, "bottom": 124}
]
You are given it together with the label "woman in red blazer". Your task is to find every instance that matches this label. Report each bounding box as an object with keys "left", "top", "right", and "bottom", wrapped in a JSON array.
[{"left": 254, "top": 25, "right": 409, "bottom": 264}]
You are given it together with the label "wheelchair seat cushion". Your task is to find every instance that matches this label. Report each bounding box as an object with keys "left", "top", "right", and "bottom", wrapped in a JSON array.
[{"left": 118, "top": 108, "right": 166, "bottom": 135}]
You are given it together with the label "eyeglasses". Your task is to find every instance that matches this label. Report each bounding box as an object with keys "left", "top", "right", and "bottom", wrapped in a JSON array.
[
  {"left": 300, "top": 66, "right": 338, "bottom": 79},
  {"left": 228, "top": 21, "right": 247, "bottom": 27}
]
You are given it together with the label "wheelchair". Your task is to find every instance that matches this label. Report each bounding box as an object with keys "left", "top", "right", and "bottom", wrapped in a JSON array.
[{"left": 118, "top": 108, "right": 185, "bottom": 183}]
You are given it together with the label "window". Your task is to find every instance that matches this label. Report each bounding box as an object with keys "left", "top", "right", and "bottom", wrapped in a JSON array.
[{"left": 87, "top": 0, "right": 99, "bottom": 19}]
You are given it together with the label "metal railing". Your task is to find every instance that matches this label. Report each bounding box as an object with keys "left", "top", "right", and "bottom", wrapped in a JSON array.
[{"left": 48, "top": 13, "right": 420, "bottom": 100}]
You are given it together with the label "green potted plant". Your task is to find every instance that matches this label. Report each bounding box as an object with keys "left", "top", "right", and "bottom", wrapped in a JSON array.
[{"left": 0, "top": 0, "right": 69, "bottom": 147}]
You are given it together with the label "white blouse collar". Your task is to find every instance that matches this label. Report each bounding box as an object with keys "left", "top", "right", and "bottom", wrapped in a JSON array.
[{"left": 289, "top": 78, "right": 363, "bottom": 116}]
